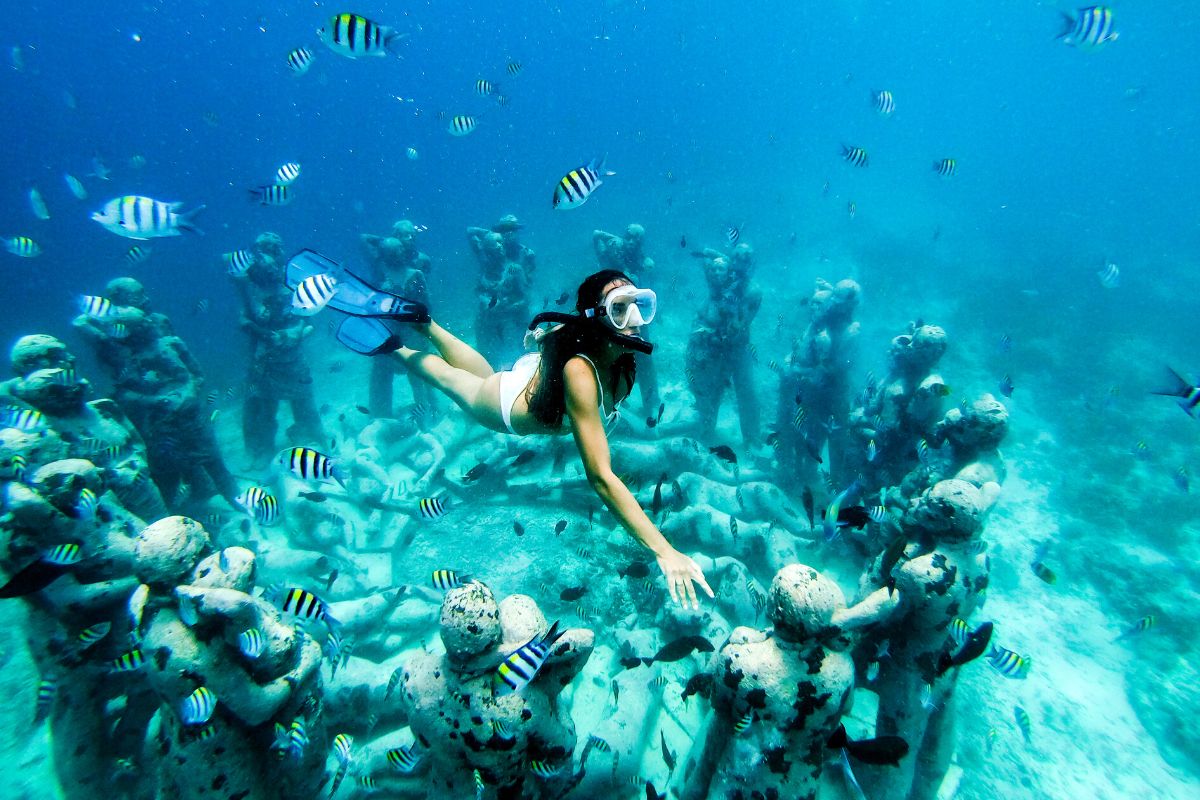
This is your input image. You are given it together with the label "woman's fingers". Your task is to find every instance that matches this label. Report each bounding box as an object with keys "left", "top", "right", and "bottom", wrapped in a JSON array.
[
  {"left": 690, "top": 561, "right": 716, "bottom": 598},
  {"left": 683, "top": 576, "right": 699, "bottom": 609},
  {"left": 665, "top": 574, "right": 681, "bottom": 606}
]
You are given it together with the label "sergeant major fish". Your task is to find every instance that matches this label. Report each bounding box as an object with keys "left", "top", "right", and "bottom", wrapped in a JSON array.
[
  {"left": 552, "top": 155, "right": 614, "bottom": 210},
  {"left": 91, "top": 196, "right": 204, "bottom": 239},
  {"left": 1058, "top": 6, "right": 1119, "bottom": 51},
  {"left": 317, "top": 13, "right": 403, "bottom": 58}
]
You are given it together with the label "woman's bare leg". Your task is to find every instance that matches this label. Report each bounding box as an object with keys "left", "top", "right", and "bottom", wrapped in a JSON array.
[
  {"left": 390, "top": 347, "right": 504, "bottom": 431},
  {"left": 411, "top": 322, "right": 494, "bottom": 379}
]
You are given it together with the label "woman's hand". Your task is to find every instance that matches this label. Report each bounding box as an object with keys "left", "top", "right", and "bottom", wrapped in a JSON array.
[{"left": 655, "top": 549, "right": 715, "bottom": 610}]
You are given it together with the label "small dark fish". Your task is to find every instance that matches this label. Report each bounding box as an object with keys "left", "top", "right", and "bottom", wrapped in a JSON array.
[
  {"left": 560, "top": 586, "right": 587, "bottom": 602},
  {"left": 463, "top": 463, "right": 488, "bottom": 482},
  {"left": 679, "top": 235, "right": 686, "bottom": 248},
  {"left": 879, "top": 536, "right": 908, "bottom": 583},
  {"left": 660, "top": 731, "right": 676, "bottom": 777},
  {"left": 709, "top": 445, "right": 737, "bottom": 464},
  {"left": 619, "top": 656, "right": 644, "bottom": 670},
  {"left": 299, "top": 491, "right": 328, "bottom": 503},
  {"left": 998, "top": 374, "right": 1014, "bottom": 398},
  {"left": 645, "top": 635, "right": 714, "bottom": 665},
  {"left": 651, "top": 474, "right": 665, "bottom": 518},
  {"left": 325, "top": 569, "right": 339, "bottom": 591},
  {"left": 802, "top": 486, "right": 815, "bottom": 530},
  {"left": 0, "top": 552, "right": 78, "bottom": 598},
  {"left": 646, "top": 783, "right": 666, "bottom": 800},
  {"left": 355, "top": 405, "right": 371, "bottom": 415},
  {"left": 936, "top": 621, "right": 993, "bottom": 676},
  {"left": 827, "top": 724, "right": 909, "bottom": 766},
  {"left": 824, "top": 505, "right": 872, "bottom": 530},
  {"left": 511, "top": 450, "right": 536, "bottom": 468},
  {"left": 680, "top": 673, "right": 714, "bottom": 701},
  {"left": 611, "top": 679, "right": 620, "bottom": 705},
  {"left": 554, "top": 519, "right": 567, "bottom": 535},
  {"left": 1030, "top": 560, "right": 1057, "bottom": 585},
  {"left": 513, "top": 520, "right": 525, "bottom": 537},
  {"left": 619, "top": 560, "right": 651, "bottom": 579},
  {"left": 554, "top": 292, "right": 570, "bottom": 306}
]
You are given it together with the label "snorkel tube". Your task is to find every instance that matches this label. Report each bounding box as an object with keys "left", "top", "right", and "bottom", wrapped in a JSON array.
[{"left": 526, "top": 310, "right": 655, "bottom": 355}]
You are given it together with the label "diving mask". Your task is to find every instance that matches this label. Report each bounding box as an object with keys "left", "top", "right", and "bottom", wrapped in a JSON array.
[{"left": 587, "top": 285, "right": 657, "bottom": 331}]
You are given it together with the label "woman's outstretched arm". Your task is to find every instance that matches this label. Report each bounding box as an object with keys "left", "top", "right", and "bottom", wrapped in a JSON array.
[{"left": 562, "top": 357, "right": 714, "bottom": 609}]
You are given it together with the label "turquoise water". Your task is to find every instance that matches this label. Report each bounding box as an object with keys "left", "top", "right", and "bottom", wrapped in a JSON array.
[{"left": 2, "top": 2, "right": 1199, "bottom": 799}]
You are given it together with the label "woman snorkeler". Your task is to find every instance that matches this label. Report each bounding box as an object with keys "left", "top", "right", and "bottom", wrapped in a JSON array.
[{"left": 287, "top": 251, "right": 714, "bottom": 609}]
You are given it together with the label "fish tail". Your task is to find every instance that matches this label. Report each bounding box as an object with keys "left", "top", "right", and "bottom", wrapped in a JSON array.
[
  {"left": 1056, "top": 11, "right": 1076, "bottom": 40},
  {"left": 176, "top": 204, "right": 206, "bottom": 235}
]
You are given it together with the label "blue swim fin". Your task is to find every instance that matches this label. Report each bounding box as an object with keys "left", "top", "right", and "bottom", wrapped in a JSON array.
[
  {"left": 286, "top": 249, "right": 430, "bottom": 322},
  {"left": 336, "top": 316, "right": 404, "bottom": 356}
]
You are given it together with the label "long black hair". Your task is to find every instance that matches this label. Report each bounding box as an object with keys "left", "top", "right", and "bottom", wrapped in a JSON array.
[{"left": 525, "top": 269, "right": 638, "bottom": 429}]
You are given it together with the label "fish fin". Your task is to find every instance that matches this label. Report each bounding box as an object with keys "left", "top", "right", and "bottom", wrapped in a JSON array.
[{"left": 175, "top": 205, "right": 206, "bottom": 235}]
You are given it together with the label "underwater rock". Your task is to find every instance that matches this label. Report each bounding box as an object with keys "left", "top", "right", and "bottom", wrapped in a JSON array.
[
  {"left": 134, "top": 516, "right": 211, "bottom": 587},
  {"left": 9, "top": 333, "right": 73, "bottom": 376},
  {"left": 908, "top": 479, "right": 985, "bottom": 541},
  {"left": 190, "top": 546, "right": 256, "bottom": 592}
]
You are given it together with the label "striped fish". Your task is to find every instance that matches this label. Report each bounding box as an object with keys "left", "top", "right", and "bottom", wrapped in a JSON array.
[
  {"left": 1097, "top": 261, "right": 1119, "bottom": 289},
  {"left": 286, "top": 46, "right": 315, "bottom": 75},
  {"left": 725, "top": 224, "right": 743, "bottom": 246},
  {"left": 448, "top": 115, "right": 479, "bottom": 136},
  {"left": 406, "top": 147, "right": 419, "bottom": 160},
  {"left": 273, "top": 718, "right": 309, "bottom": 759},
  {"left": 109, "top": 648, "right": 145, "bottom": 672},
  {"left": 431, "top": 569, "right": 467, "bottom": 590},
  {"left": 79, "top": 295, "right": 113, "bottom": 318},
  {"left": 986, "top": 645, "right": 1031, "bottom": 679},
  {"left": 506, "top": 61, "right": 523, "bottom": 76},
  {"left": 180, "top": 686, "right": 217, "bottom": 725},
  {"left": 273, "top": 586, "right": 338, "bottom": 627},
  {"left": 4, "top": 236, "right": 41, "bottom": 257},
  {"left": 34, "top": 677, "right": 57, "bottom": 724},
  {"left": 4, "top": 453, "right": 27, "bottom": 482},
  {"left": 949, "top": 618, "right": 969, "bottom": 646},
  {"left": 360, "top": 776, "right": 378, "bottom": 791},
  {"left": 291, "top": 273, "right": 339, "bottom": 315},
  {"left": 841, "top": 145, "right": 869, "bottom": 168},
  {"left": 238, "top": 628, "right": 265, "bottom": 658},
  {"left": 224, "top": 249, "right": 254, "bottom": 276},
  {"left": 475, "top": 78, "right": 497, "bottom": 96},
  {"left": 331, "top": 733, "right": 353, "bottom": 765},
  {"left": 494, "top": 621, "right": 566, "bottom": 696},
  {"left": 236, "top": 486, "right": 280, "bottom": 525},
  {"left": 1058, "top": 6, "right": 1118, "bottom": 51},
  {"left": 530, "top": 760, "right": 560, "bottom": 778},
  {"left": 45, "top": 543, "right": 82, "bottom": 565},
  {"left": 553, "top": 155, "right": 611, "bottom": 210},
  {"left": 275, "top": 162, "right": 301, "bottom": 185},
  {"left": 123, "top": 245, "right": 152, "bottom": 267},
  {"left": 249, "top": 184, "right": 291, "bottom": 206},
  {"left": 91, "top": 195, "right": 204, "bottom": 239},
  {"left": 932, "top": 158, "right": 956, "bottom": 177},
  {"left": 733, "top": 709, "right": 754, "bottom": 733},
  {"left": 277, "top": 446, "right": 345, "bottom": 484},
  {"left": 1116, "top": 614, "right": 1156, "bottom": 640},
  {"left": 385, "top": 666, "right": 403, "bottom": 699},
  {"left": 74, "top": 487, "right": 98, "bottom": 520},
  {"left": 318, "top": 13, "right": 401, "bottom": 58},
  {"left": 872, "top": 89, "right": 895, "bottom": 116},
  {"left": 419, "top": 497, "right": 447, "bottom": 520},
  {"left": 1014, "top": 706, "right": 1032, "bottom": 744},
  {"left": 474, "top": 769, "right": 484, "bottom": 799},
  {"left": 386, "top": 744, "right": 420, "bottom": 772},
  {"left": 1, "top": 405, "right": 47, "bottom": 431}
]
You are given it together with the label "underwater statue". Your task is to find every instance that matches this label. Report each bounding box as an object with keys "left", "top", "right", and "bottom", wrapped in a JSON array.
[
  {"left": 73, "top": 278, "right": 239, "bottom": 512},
  {"left": 467, "top": 215, "right": 536, "bottom": 367},
  {"left": 396, "top": 580, "right": 593, "bottom": 797},
  {"left": 686, "top": 244, "right": 762, "bottom": 447},
  {"left": 681, "top": 563, "right": 900, "bottom": 800},
  {"left": 773, "top": 277, "right": 862, "bottom": 489},
  {"left": 231, "top": 232, "right": 326, "bottom": 468},
  {"left": 361, "top": 219, "right": 436, "bottom": 418}
]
